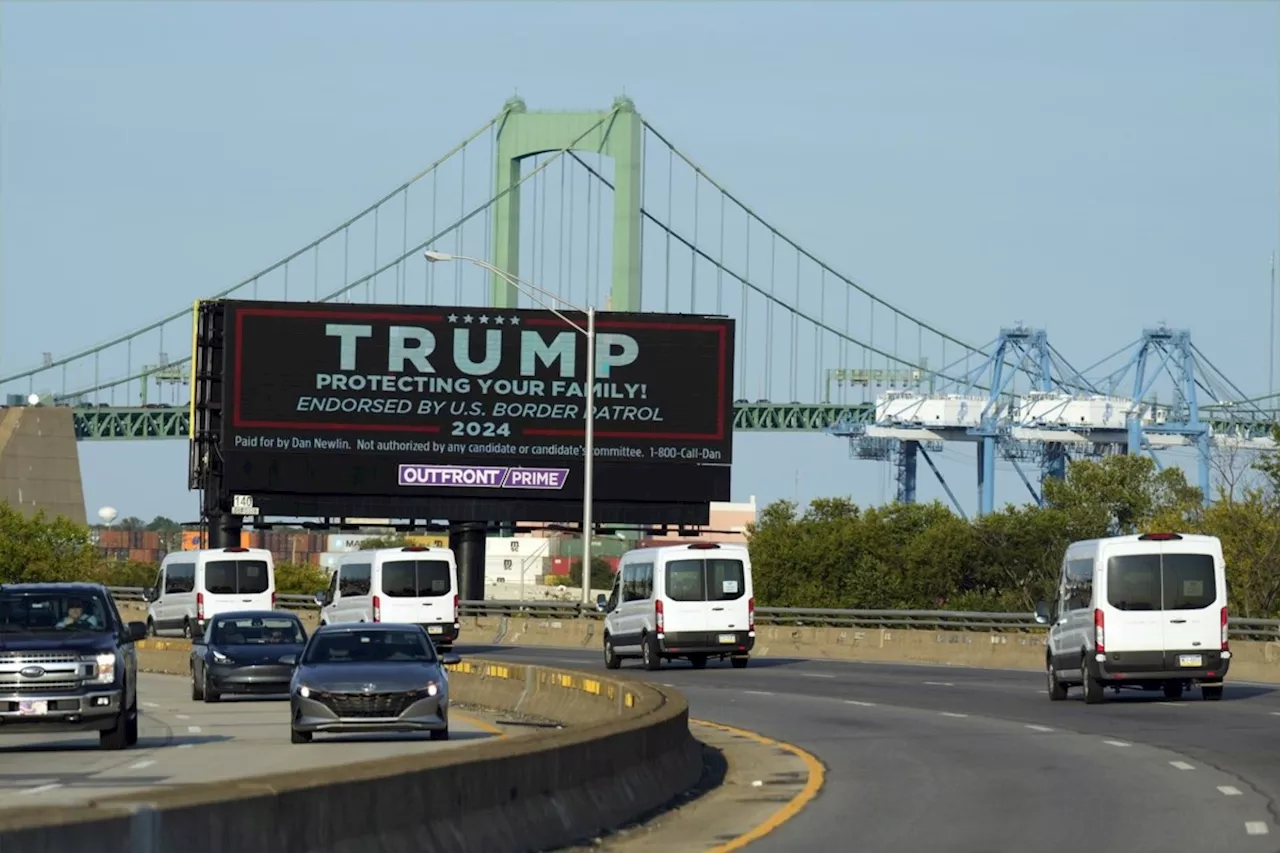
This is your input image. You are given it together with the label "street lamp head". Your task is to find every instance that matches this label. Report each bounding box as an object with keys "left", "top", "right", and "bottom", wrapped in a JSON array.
[
  {"left": 423, "top": 251, "right": 454, "bottom": 263},
  {"left": 26, "top": 393, "right": 39, "bottom": 407}
]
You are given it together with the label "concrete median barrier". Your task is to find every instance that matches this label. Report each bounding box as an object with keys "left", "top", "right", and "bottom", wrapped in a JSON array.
[{"left": 0, "top": 653, "right": 702, "bottom": 853}]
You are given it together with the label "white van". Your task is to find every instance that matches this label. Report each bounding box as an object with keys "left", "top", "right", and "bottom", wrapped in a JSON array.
[
  {"left": 316, "top": 546, "right": 461, "bottom": 650},
  {"left": 145, "top": 547, "right": 276, "bottom": 639},
  {"left": 1035, "top": 532, "right": 1230, "bottom": 704},
  {"left": 597, "top": 542, "right": 754, "bottom": 671}
]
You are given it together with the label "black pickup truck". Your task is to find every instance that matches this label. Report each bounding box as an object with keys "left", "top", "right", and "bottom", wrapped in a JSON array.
[{"left": 0, "top": 582, "right": 148, "bottom": 750}]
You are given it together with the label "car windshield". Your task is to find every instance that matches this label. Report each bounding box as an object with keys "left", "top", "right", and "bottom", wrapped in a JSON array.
[
  {"left": 210, "top": 616, "right": 305, "bottom": 645},
  {"left": 0, "top": 591, "right": 112, "bottom": 633},
  {"left": 302, "top": 629, "right": 436, "bottom": 665}
]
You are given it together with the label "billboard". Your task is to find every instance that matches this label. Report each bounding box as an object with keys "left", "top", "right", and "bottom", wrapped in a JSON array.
[{"left": 198, "top": 300, "right": 734, "bottom": 524}]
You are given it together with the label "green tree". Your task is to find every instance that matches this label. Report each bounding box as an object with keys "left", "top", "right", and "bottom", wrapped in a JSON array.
[
  {"left": 0, "top": 504, "right": 99, "bottom": 583},
  {"left": 356, "top": 534, "right": 412, "bottom": 550},
  {"left": 1042, "top": 454, "right": 1201, "bottom": 538},
  {"left": 115, "top": 516, "right": 146, "bottom": 532},
  {"left": 274, "top": 562, "right": 331, "bottom": 596},
  {"left": 145, "top": 516, "right": 181, "bottom": 532},
  {"left": 567, "top": 557, "right": 615, "bottom": 591}
]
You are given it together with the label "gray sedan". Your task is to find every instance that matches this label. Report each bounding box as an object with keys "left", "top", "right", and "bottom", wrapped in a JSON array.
[{"left": 285, "top": 622, "right": 460, "bottom": 744}]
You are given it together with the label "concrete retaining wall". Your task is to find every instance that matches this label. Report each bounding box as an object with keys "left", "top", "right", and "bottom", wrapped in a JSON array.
[
  {"left": 462, "top": 614, "right": 1280, "bottom": 683},
  {"left": 0, "top": 406, "right": 85, "bottom": 524},
  {"left": 0, "top": 658, "right": 702, "bottom": 853}
]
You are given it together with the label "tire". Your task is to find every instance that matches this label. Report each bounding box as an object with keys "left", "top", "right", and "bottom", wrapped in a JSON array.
[
  {"left": 689, "top": 654, "right": 708, "bottom": 670},
  {"left": 1082, "top": 656, "right": 1105, "bottom": 705},
  {"left": 191, "top": 664, "right": 204, "bottom": 701},
  {"left": 430, "top": 727, "right": 450, "bottom": 741},
  {"left": 99, "top": 713, "right": 129, "bottom": 750},
  {"left": 603, "top": 636, "right": 621, "bottom": 670},
  {"left": 642, "top": 634, "right": 662, "bottom": 671},
  {"left": 146, "top": 619, "right": 156, "bottom": 638},
  {"left": 125, "top": 710, "right": 139, "bottom": 747},
  {"left": 1047, "top": 658, "right": 1068, "bottom": 701},
  {"left": 1202, "top": 684, "right": 1224, "bottom": 701},
  {"left": 290, "top": 727, "right": 312, "bottom": 744},
  {"left": 201, "top": 669, "right": 220, "bottom": 703},
  {"left": 730, "top": 655, "right": 749, "bottom": 669},
  {"left": 182, "top": 620, "right": 192, "bottom": 640},
  {"left": 1163, "top": 680, "right": 1185, "bottom": 700}
]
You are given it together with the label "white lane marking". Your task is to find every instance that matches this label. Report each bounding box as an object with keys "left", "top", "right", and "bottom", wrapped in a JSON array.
[
  {"left": 187, "top": 725, "right": 202, "bottom": 733},
  {"left": 1103, "top": 739, "right": 1131, "bottom": 747},
  {"left": 20, "top": 783, "right": 61, "bottom": 795},
  {"left": 128, "top": 760, "right": 155, "bottom": 770},
  {"left": 142, "top": 702, "right": 159, "bottom": 708},
  {"left": 939, "top": 711, "right": 968, "bottom": 718},
  {"left": 1270, "top": 712, "right": 1280, "bottom": 717},
  {"left": 1219, "top": 786, "right": 1243, "bottom": 796},
  {"left": 743, "top": 690, "right": 774, "bottom": 696},
  {"left": 845, "top": 700, "right": 876, "bottom": 707},
  {"left": 1025, "top": 724, "right": 1055, "bottom": 733},
  {"left": 1245, "top": 822, "right": 1269, "bottom": 836},
  {"left": 177, "top": 744, "right": 193, "bottom": 749},
  {"left": 1160, "top": 702, "right": 1188, "bottom": 707},
  {"left": 924, "top": 681, "right": 954, "bottom": 687},
  {"left": 800, "top": 673, "right": 835, "bottom": 679},
  {"left": 1170, "top": 761, "right": 1195, "bottom": 770},
  {"left": 175, "top": 714, "right": 190, "bottom": 720}
]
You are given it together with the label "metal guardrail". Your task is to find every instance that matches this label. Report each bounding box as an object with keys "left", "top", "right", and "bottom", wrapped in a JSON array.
[{"left": 103, "top": 587, "right": 1280, "bottom": 640}]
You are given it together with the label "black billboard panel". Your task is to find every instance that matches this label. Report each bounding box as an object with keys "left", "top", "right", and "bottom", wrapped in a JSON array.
[{"left": 204, "top": 300, "right": 734, "bottom": 523}]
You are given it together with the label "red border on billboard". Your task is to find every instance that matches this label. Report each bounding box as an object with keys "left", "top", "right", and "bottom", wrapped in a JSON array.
[{"left": 230, "top": 307, "right": 729, "bottom": 442}]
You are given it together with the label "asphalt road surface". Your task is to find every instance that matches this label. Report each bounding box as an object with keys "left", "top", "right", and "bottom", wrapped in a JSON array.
[
  {"left": 0, "top": 672, "right": 497, "bottom": 809},
  {"left": 460, "top": 643, "right": 1280, "bottom": 853}
]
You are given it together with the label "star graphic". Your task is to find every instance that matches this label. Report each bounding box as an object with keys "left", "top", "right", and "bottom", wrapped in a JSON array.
[
  {"left": 509, "top": 316, "right": 521, "bottom": 326},
  {"left": 479, "top": 315, "right": 490, "bottom": 324},
  {"left": 462, "top": 314, "right": 474, "bottom": 323},
  {"left": 447, "top": 313, "right": 458, "bottom": 323},
  {"left": 494, "top": 316, "right": 506, "bottom": 325}
]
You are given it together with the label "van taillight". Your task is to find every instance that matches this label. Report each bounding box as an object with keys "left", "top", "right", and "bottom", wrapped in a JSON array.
[
  {"left": 453, "top": 594, "right": 459, "bottom": 621},
  {"left": 373, "top": 595, "right": 382, "bottom": 623},
  {"left": 1221, "top": 606, "right": 1229, "bottom": 650},
  {"left": 271, "top": 592, "right": 277, "bottom": 609},
  {"left": 1094, "top": 608, "right": 1105, "bottom": 654},
  {"left": 196, "top": 592, "right": 204, "bottom": 620},
  {"left": 655, "top": 599, "right": 664, "bottom": 633},
  {"left": 748, "top": 597, "right": 755, "bottom": 632}
]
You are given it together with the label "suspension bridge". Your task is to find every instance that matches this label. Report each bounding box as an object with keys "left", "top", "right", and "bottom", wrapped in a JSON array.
[{"left": 3, "top": 96, "right": 1276, "bottom": 516}]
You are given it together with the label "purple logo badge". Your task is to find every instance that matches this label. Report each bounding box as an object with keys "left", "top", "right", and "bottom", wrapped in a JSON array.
[{"left": 398, "top": 464, "right": 569, "bottom": 490}]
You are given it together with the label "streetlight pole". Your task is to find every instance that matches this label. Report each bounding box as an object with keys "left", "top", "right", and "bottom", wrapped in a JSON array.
[{"left": 424, "top": 251, "right": 598, "bottom": 607}]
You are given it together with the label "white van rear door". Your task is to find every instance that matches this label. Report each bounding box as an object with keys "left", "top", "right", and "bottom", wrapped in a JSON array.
[
  {"left": 378, "top": 558, "right": 454, "bottom": 634},
  {"left": 660, "top": 558, "right": 709, "bottom": 634},
  {"left": 703, "top": 557, "right": 750, "bottom": 636},
  {"left": 202, "top": 556, "right": 273, "bottom": 616},
  {"left": 1099, "top": 551, "right": 1165, "bottom": 653},
  {"left": 1160, "top": 551, "right": 1220, "bottom": 657}
]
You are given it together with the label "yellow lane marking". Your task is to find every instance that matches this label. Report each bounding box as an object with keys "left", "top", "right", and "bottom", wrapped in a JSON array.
[
  {"left": 450, "top": 711, "right": 507, "bottom": 738},
  {"left": 692, "top": 719, "right": 826, "bottom": 853}
]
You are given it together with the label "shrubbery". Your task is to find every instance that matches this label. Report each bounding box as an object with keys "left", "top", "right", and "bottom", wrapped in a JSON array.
[{"left": 748, "top": 450, "right": 1280, "bottom": 618}]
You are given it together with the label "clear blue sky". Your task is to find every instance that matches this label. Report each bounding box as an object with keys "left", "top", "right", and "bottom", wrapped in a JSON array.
[{"left": 1, "top": 1, "right": 1277, "bottom": 523}]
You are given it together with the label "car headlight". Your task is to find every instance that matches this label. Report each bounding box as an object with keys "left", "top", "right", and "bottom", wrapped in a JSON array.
[
  {"left": 85, "top": 653, "right": 116, "bottom": 685},
  {"left": 421, "top": 681, "right": 440, "bottom": 698},
  {"left": 297, "top": 685, "right": 312, "bottom": 699},
  {"left": 211, "top": 650, "right": 232, "bottom": 665}
]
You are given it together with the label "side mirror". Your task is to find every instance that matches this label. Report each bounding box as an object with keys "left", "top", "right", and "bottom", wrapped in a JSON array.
[
  {"left": 279, "top": 653, "right": 298, "bottom": 667},
  {"left": 595, "top": 593, "right": 608, "bottom": 612},
  {"left": 313, "top": 590, "right": 327, "bottom": 607},
  {"left": 141, "top": 589, "right": 155, "bottom": 603},
  {"left": 126, "top": 622, "right": 147, "bottom": 642},
  {"left": 441, "top": 653, "right": 461, "bottom": 667},
  {"left": 1033, "top": 600, "right": 1050, "bottom": 625}
]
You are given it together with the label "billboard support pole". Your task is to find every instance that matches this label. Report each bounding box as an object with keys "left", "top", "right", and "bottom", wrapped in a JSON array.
[{"left": 581, "top": 306, "right": 597, "bottom": 606}]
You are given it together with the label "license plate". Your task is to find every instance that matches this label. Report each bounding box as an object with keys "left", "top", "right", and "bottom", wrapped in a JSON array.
[
  {"left": 1178, "top": 654, "right": 1203, "bottom": 667},
  {"left": 718, "top": 634, "right": 736, "bottom": 644},
  {"left": 427, "top": 626, "right": 443, "bottom": 634},
  {"left": 18, "top": 700, "right": 48, "bottom": 716}
]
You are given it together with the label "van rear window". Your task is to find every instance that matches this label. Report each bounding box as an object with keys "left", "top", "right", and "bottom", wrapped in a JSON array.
[
  {"left": 382, "top": 560, "right": 451, "bottom": 598},
  {"left": 204, "top": 560, "right": 270, "bottom": 595},
  {"left": 664, "top": 559, "right": 746, "bottom": 603},
  {"left": 1106, "top": 553, "right": 1216, "bottom": 612}
]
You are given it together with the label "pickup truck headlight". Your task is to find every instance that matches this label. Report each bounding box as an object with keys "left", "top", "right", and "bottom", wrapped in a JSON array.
[{"left": 85, "top": 653, "right": 117, "bottom": 685}]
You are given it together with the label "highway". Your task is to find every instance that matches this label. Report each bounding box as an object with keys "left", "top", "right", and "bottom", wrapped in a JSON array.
[
  {"left": 0, "top": 672, "right": 499, "bottom": 809},
  {"left": 460, "top": 644, "right": 1280, "bottom": 852}
]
